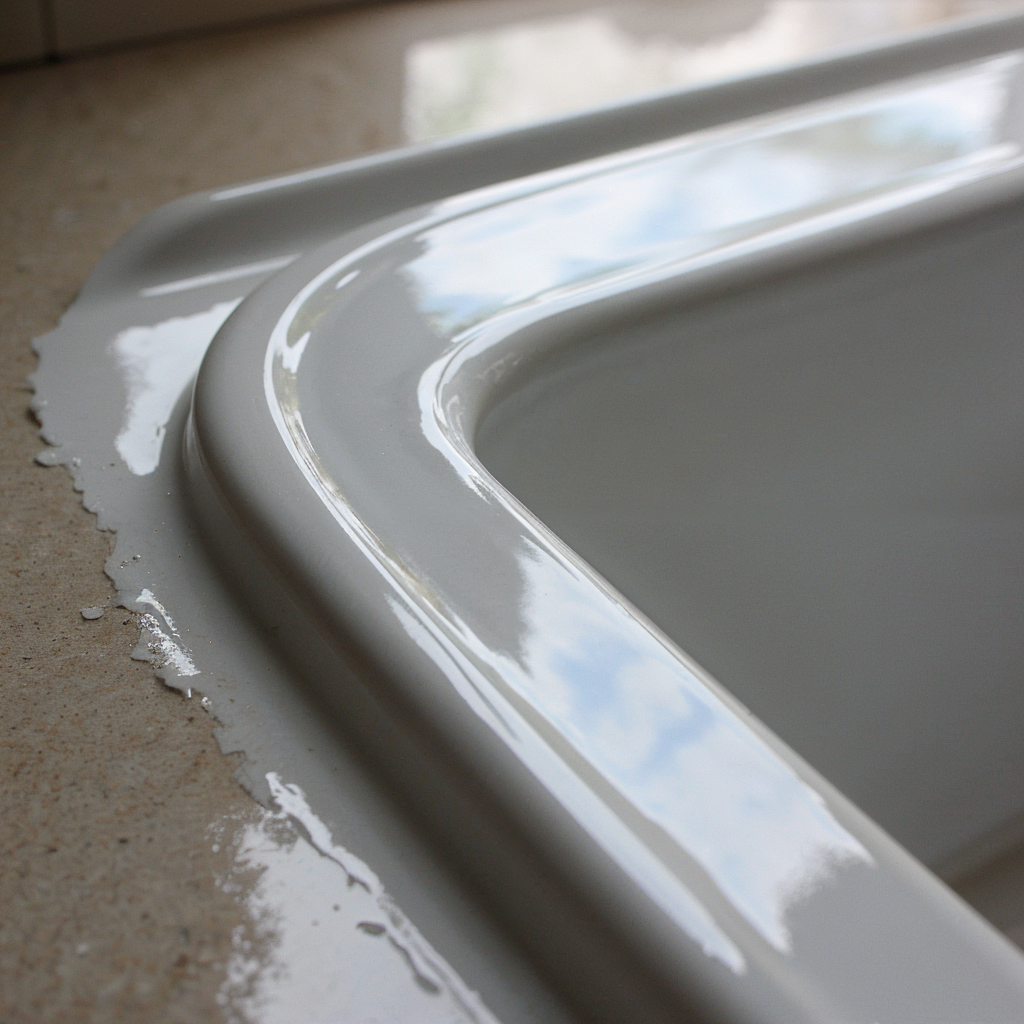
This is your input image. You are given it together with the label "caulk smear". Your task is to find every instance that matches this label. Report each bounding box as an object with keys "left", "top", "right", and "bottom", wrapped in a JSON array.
[
  {"left": 140, "top": 254, "right": 298, "bottom": 297},
  {"left": 111, "top": 299, "right": 242, "bottom": 476},
  {"left": 137, "top": 587, "right": 179, "bottom": 632},
  {"left": 215, "top": 776, "right": 502, "bottom": 1024},
  {"left": 266, "top": 772, "right": 501, "bottom": 1024},
  {"left": 133, "top": 587, "right": 199, "bottom": 678}
]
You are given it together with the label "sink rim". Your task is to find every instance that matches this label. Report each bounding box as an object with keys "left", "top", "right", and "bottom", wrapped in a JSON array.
[{"left": 186, "top": 37, "right": 1024, "bottom": 1024}]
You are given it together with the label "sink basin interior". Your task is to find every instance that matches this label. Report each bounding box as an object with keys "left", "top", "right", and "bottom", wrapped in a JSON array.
[{"left": 476, "top": 202, "right": 1024, "bottom": 869}]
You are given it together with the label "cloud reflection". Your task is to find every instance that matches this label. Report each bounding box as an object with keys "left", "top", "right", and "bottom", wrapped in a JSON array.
[
  {"left": 509, "top": 543, "right": 870, "bottom": 952},
  {"left": 404, "top": 56, "right": 1020, "bottom": 337}
]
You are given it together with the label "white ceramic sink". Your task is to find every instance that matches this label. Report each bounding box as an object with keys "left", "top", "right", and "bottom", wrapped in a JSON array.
[
  {"left": 34, "top": 10, "right": 1024, "bottom": 1023},
  {"left": 475, "top": 145, "right": 1024, "bottom": 872}
]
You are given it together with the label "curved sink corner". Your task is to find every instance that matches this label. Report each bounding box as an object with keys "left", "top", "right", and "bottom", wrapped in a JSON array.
[{"left": 184, "top": 51, "right": 1024, "bottom": 1024}]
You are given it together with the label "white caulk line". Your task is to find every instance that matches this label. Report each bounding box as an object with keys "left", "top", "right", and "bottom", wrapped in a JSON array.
[
  {"left": 140, "top": 254, "right": 298, "bottom": 297},
  {"left": 266, "top": 772, "right": 501, "bottom": 1024}
]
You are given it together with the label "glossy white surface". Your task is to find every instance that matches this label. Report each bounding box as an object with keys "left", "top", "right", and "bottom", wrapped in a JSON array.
[
  {"left": 111, "top": 300, "right": 241, "bottom": 475},
  {"left": 190, "top": 39, "right": 1024, "bottom": 1024},
  {"left": 216, "top": 774, "right": 498, "bottom": 1023},
  {"left": 257, "top": 53, "right": 1024, "bottom": 950},
  {"left": 31, "top": 8, "right": 1024, "bottom": 1023}
]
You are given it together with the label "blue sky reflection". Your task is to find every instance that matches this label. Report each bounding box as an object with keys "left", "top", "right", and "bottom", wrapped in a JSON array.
[
  {"left": 509, "top": 543, "right": 870, "bottom": 952},
  {"left": 404, "top": 57, "right": 1020, "bottom": 336}
]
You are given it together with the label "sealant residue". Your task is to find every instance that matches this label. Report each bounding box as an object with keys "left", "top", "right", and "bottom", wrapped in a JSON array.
[
  {"left": 135, "top": 587, "right": 199, "bottom": 678},
  {"left": 111, "top": 299, "right": 242, "bottom": 475},
  {"left": 215, "top": 773, "right": 500, "bottom": 1024}
]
